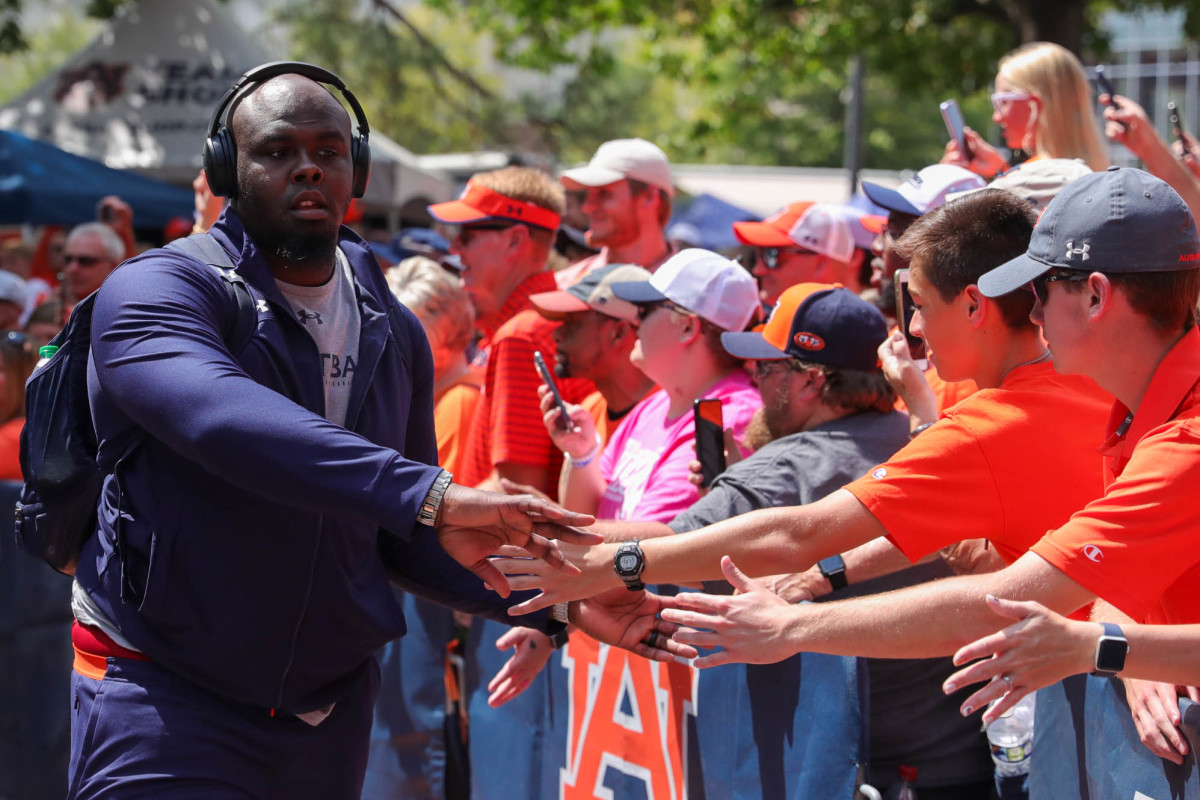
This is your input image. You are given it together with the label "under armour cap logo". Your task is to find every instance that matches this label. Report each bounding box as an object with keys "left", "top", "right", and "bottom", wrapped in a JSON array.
[
  {"left": 1065, "top": 241, "right": 1090, "bottom": 261},
  {"left": 507, "top": 204, "right": 523, "bottom": 217},
  {"left": 793, "top": 332, "right": 826, "bottom": 351},
  {"left": 1084, "top": 544, "right": 1104, "bottom": 563},
  {"left": 298, "top": 309, "right": 323, "bottom": 325}
]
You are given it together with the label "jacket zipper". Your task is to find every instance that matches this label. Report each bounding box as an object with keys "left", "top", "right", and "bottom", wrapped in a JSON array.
[{"left": 274, "top": 513, "right": 324, "bottom": 711}]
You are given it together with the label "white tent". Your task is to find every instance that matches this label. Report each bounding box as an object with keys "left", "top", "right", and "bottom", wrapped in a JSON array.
[{"left": 0, "top": 0, "right": 453, "bottom": 216}]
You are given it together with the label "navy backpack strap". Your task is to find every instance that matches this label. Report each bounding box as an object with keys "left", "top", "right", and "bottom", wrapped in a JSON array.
[{"left": 165, "top": 234, "right": 257, "bottom": 355}]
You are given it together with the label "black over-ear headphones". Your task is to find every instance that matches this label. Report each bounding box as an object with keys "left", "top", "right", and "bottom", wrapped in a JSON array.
[{"left": 202, "top": 61, "right": 371, "bottom": 199}]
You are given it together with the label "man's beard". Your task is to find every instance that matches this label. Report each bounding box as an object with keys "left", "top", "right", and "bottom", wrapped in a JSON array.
[
  {"left": 874, "top": 275, "right": 898, "bottom": 319},
  {"left": 272, "top": 231, "right": 338, "bottom": 267}
]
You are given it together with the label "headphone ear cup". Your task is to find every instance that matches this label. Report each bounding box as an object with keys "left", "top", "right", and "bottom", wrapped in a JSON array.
[
  {"left": 351, "top": 135, "right": 370, "bottom": 199},
  {"left": 203, "top": 128, "right": 238, "bottom": 198}
]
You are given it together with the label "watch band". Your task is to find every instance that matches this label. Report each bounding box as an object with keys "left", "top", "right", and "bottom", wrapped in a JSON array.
[
  {"left": 548, "top": 602, "right": 570, "bottom": 649},
  {"left": 417, "top": 469, "right": 453, "bottom": 526},
  {"left": 614, "top": 541, "right": 646, "bottom": 592},
  {"left": 818, "top": 554, "right": 848, "bottom": 591},
  {"left": 1091, "top": 621, "right": 1129, "bottom": 677}
]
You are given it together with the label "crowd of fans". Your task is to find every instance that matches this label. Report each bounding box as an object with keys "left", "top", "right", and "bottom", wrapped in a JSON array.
[{"left": 5, "top": 38, "right": 1200, "bottom": 800}]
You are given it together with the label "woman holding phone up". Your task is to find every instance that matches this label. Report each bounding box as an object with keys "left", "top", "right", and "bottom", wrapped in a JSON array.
[{"left": 943, "top": 41, "right": 1109, "bottom": 179}]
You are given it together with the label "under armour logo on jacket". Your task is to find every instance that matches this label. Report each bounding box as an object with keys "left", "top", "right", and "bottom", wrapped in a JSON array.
[
  {"left": 298, "top": 309, "right": 323, "bottom": 325},
  {"left": 1065, "top": 241, "right": 1090, "bottom": 261},
  {"left": 256, "top": 300, "right": 269, "bottom": 313}
]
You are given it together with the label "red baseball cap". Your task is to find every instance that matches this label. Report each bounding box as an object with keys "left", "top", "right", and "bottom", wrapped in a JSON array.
[
  {"left": 732, "top": 201, "right": 815, "bottom": 248},
  {"left": 428, "top": 181, "right": 562, "bottom": 231}
]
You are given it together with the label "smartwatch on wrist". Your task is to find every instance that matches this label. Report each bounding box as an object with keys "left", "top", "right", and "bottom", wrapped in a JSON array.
[
  {"left": 1090, "top": 622, "right": 1129, "bottom": 677},
  {"left": 614, "top": 541, "right": 646, "bottom": 592},
  {"left": 818, "top": 554, "right": 848, "bottom": 592}
]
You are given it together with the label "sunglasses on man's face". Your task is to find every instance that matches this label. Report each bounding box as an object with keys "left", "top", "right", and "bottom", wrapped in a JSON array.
[
  {"left": 1030, "top": 269, "right": 1090, "bottom": 304},
  {"left": 454, "top": 223, "right": 519, "bottom": 247},
  {"left": 64, "top": 254, "right": 106, "bottom": 267},
  {"left": 758, "top": 247, "right": 817, "bottom": 270},
  {"left": 634, "top": 300, "right": 690, "bottom": 323}
]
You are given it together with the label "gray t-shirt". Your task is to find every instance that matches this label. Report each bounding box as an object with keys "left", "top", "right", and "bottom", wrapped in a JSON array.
[
  {"left": 666, "top": 408, "right": 994, "bottom": 790},
  {"left": 668, "top": 410, "right": 910, "bottom": 535},
  {"left": 275, "top": 248, "right": 360, "bottom": 427}
]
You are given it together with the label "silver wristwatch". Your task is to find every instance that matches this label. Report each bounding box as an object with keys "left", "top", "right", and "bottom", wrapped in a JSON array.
[{"left": 417, "top": 470, "right": 454, "bottom": 526}]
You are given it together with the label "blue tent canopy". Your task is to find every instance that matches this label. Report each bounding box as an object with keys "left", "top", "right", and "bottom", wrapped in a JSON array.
[
  {"left": 667, "top": 193, "right": 759, "bottom": 252},
  {"left": 0, "top": 129, "right": 193, "bottom": 227}
]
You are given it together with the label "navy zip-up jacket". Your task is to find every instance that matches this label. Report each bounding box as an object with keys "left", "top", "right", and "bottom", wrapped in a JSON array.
[{"left": 74, "top": 210, "right": 545, "bottom": 714}]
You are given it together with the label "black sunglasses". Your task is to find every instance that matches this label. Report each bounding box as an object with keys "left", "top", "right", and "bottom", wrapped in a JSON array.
[
  {"left": 64, "top": 254, "right": 106, "bottom": 267},
  {"left": 758, "top": 247, "right": 816, "bottom": 270},
  {"left": 1030, "top": 269, "right": 1089, "bottom": 304},
  {"left": 634, "top": 300, "right": 690, "bottom": 323},
  {"left": 455, "top": 222, "right": 522, "bottom": 246}
]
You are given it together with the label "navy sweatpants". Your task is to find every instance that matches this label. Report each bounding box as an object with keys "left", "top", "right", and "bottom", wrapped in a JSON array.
[{"left": 67, "top": 656, "right": 380, "bottom": 799}]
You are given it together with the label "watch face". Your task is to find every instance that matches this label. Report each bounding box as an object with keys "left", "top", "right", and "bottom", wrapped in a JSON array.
[
  {"left": 618, "top": 554, "right": 638, "bottom": 572},
  {"left": 1096, "top": 636, "right": 1128, "bottom": 673}
]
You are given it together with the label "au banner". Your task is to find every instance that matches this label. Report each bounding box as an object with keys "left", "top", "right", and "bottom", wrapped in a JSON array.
[
  {"left": 465, "top": 618, "right": 864, "bottom": 799},
  {"left": 1030, "top": 674, "right": 1200, "bottom": 799}
]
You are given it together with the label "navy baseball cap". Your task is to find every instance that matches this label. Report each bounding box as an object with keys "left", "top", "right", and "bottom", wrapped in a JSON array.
[
  {"left": 979, "top": 166, "right": 1200, "bottom": 298},
  {"left": 721, "top": 283, "right": 887, "bottom": 371}
]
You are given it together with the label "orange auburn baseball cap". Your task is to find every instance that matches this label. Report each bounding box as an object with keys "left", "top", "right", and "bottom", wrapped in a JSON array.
[
  {"left": 428, "top": 180, "right": 562, "bottom": 231},
  {"left": 732, "top": 201, "right": 815, "bottom": 248},
  {"left": 721, "top": 282, "right": 888, "bottom": 371}
]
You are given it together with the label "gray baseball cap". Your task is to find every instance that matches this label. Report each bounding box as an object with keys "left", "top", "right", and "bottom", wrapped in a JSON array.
[{"left": 979, "top": 166, "right": 1200, "bottom": 298}]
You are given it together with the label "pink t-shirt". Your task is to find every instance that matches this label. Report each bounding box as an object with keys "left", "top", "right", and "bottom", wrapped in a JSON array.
[{"left": 596, "top": 370, "right": 762, "bottom": 522}]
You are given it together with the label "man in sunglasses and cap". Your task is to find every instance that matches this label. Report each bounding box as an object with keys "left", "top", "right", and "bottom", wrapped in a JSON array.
[{"left": 430, "top": 167, "right": 595, "bottom": 499}]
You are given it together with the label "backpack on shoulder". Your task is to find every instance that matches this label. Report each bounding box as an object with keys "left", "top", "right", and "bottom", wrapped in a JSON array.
[{"left": 15, "top": 233, "right": 257, "bottom": 574}]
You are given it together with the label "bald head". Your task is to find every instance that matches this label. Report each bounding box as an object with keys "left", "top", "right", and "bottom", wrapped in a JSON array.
[{"left": 230, "top": 74, "right": 351, "bottom": 144}]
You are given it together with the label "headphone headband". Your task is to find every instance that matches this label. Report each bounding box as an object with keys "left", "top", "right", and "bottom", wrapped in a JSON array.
[{"left": 206, "top": 61, "right": 370, "bottom": 140}]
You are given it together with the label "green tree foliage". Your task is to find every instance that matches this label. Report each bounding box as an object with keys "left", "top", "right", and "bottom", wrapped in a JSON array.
[{"left": 0, "top": 2, "right": 99, "bottom": 106}]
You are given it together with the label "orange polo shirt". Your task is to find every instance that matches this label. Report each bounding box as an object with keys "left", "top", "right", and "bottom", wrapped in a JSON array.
[
  {"left": 1033, "top": 327, "right": 1200, "bottom": 624},
  {"left": 459, "top": 272, "right": 594, "bottom": 494},
  {"left": 847, "top": 360, "right": 1111, "bottom": 569}
]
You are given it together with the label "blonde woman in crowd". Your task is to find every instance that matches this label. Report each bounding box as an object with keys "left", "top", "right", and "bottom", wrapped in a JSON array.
[
  {"left": 944, "top": 41, "right": 1109, "bottom": 178},
  {"left": 386, "top": 256, "right": 481, "bottom": 476}
]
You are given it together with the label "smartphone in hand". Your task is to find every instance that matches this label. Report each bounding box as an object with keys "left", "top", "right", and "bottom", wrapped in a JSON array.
[
  {"left": 533, "top": 351, "right": 573, "bottom": 431},
  {"left": 1170, "top": 101, "right": 1193, "bottom": 158},
  {"left": 894, "top": 268, "right": 928, "bottom": 366},
  {"left": 940, "top": 99, "right": 972, "bottom": 160},
  {"left": 693, "top": 398, "right": 726, "bottom": 489},
  {"left": 1095, "top": 66, "right": 1119, "bottom": 107}
]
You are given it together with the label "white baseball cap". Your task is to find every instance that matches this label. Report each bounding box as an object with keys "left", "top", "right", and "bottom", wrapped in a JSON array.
[
  {"left": 862, "top": 164, "right": 985, "bottom": 217},
  {"left": 0, "top": 270, "right": 26, "bottom": 308},
  {"left": 608, "top": 248, "right": 760, "bottom": 332},
  {"left": 787, "top": 204, "right": 856, "bottom": 262},
  {"left": 560, "top": 138, "right": 675, "bottom": 197}
]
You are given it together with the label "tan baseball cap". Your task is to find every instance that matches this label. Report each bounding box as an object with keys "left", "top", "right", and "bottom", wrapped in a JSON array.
[{"left": 530, "top": 263, "right": 652, "bottom": 322}]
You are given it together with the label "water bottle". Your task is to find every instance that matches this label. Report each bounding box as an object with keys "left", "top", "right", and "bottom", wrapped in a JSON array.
[
  {"left": 883, "top": 764, "right": 918, "bottom": 800},
  {"left": 35, "top": 344, "right": 58, "bottom": 370},
  {"left": 987, "top": 691, "right": 1036, "bottom": 777}
]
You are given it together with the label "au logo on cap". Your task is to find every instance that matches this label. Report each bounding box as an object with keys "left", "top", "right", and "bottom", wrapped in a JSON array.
[{"left": 793, "top": 331, "right": 826, "bottom": 351}]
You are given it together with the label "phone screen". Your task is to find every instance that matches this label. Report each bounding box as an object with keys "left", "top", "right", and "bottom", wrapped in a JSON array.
[
  {"left": 894, "top": 269, "right": 928, "bottom": 363},
  {"left": 533, "top": 351, "right": 572, "bottom": 431},
  {"left": 939, "top": 100, "right": 971, "bottom": 160},
  {"left": 1170, "top": 102, "right": 1192, "bottom": 157},
  {"left": 693, "top": 398, "right": 726, "bottom": 489},
  {"left": 1095, "top": 66, "right": 1117, "bottom": 106}
]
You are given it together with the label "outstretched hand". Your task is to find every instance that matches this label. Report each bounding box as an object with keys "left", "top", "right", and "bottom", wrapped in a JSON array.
[
  {"left": 436, "top": 483, "right": 598, "bottom": 597},
  {"left": 493, "top": 541, "right": 614, "bottom": 614},
  {"left": 941, "top": 128, "right": 1008, "bottom": 179},
  {"left": 942, "top": 595, "right": 1095, "bottom": 723},
  {"left": 573, "top": 589, "right": 694, "bottom": 663},
  {"left": 487, "top": 627, "right": 553, "bottom": 708},
  {"left": 659, "top": 556, "right": 803, "bottom": 667}
]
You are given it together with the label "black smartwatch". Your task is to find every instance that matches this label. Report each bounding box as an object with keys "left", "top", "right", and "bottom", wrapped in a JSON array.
[
  {"left": 547, "top": 602, "right": 570, "bottom": 649},
  {"left": 1090, "top": 622, "right": 1129, "bottom": 677},
  {"left": 818, "top": 554, "right": 848, "bottom": 592},
  {"left": 614, "top": 541, "right": 646, "bottom": 591}
]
